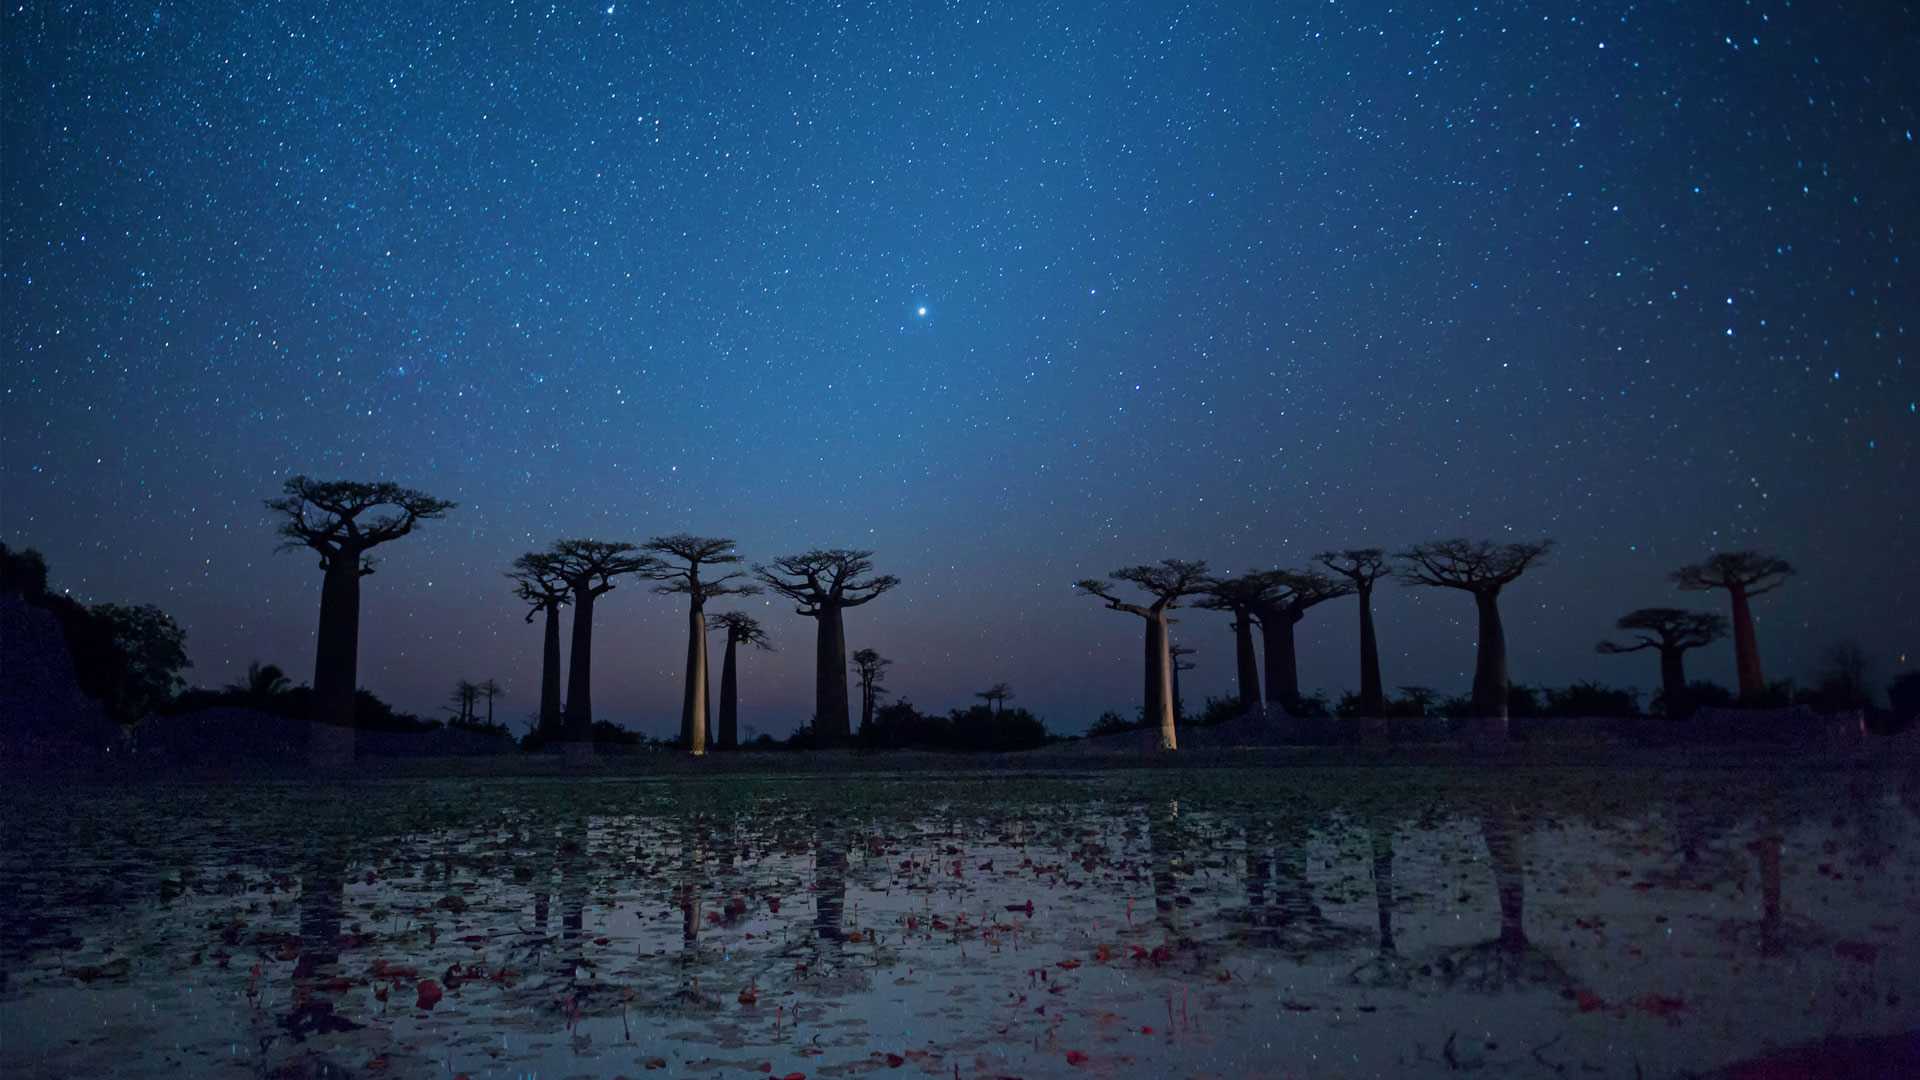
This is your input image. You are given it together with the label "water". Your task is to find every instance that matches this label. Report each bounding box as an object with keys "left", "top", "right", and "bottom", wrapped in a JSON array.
[{"left": 1, "top": 766, "right": 1916, "bottom": 1078}]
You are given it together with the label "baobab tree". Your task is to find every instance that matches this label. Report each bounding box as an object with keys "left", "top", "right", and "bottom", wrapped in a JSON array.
[
  {"left": 447, "top": 679, "right": 480, "bottom": 723},
  {"left": 852, "top": 648, "right": 893, "bottom": 733},
  {"left": 477, "top": 678, "right": 503, "bottom": 726},
  {"left": 1597, "top": 608, "right": 1728, "bottom": 719},
  {"left": 1075, "top": 559, "right": 1212, "bottom": 751},
  {"left": 508, "top": 552, "right": 571, "bottom": 742},
  {"left": 975, "top": 681, "right": 1013, "bottom": 715},
  {"left": 1249, "top": 569, "right": 1353, "bottom": 710},
  {"left": 266, "top": 476, "right": 455, "bottom": 765},
  {"left": 709, "top": 611, "right": 772, "bottom": 750},
  {"left": 1671, "top": 551, "right": 1794, "bottom": 701},
  {"left": 545, "top": 538, "right": 659, "bottom": 756},
  {"left": 1317, "top": 548, "right": 1391, "bottom": 717},
  {"left": 644, "top": 535, "right": 760, "bottom": 756},
  {"left": 1397, "top": 538, "right": 1554, "bottom": 739},
  {"left": 1197, "top": 575, "right": 1271, "bottom": 710},
  {"left": 755, "top": 550, "right": 900, "bottom": 744}
]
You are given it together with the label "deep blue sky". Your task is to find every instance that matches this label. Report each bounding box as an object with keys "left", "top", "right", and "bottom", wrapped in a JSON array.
[{"left": 4, "top": 1, "right": 1915, "bottom": 735}]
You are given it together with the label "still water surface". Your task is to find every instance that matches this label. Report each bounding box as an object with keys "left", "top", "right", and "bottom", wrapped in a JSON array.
[{"left": 2, "top": 766, "right": 1916, "bottom": 1077}]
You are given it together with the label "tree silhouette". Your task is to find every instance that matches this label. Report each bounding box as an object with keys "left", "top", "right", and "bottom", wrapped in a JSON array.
[
  {"left": 754, "top": 550, "right": 900, "bottom": 744},
  {"left": 1397, "top": 538, "right": 1554, "bottom": 737},
  {"left": 643, "top": 535, "right": 760, "bottom": 756},
  {"left": 708, "top": 611, "right": 772, "bottom": 750},
  {"left": 1671, "top": 552, "right": 1794, "bottom": 701},
  {"left": 225, "top": 660, "right": 293, "bottom": 703},
  {"left": 1317, "top": 548, "right": 1391, "bottom": 717},
  {"left": 974, "top": 681, "right": 1013, "bottom": 715},
  {"left": 1075, "top": 559, "right": 1211, "bottom": 750},
  {"left": 852, "top": 648, "right": 893, "bottom": 732},
  {"left": 477, "top": 678, "right": 503, "bottom": 726},
  {"left": 447, "top": 679, "right": 480, "bottom": 723},
  {"left": 508, "top": 552, "right": 571, "bottom": 742},
  {"left": 543, "top": 539, "right": 659, "bottom": 753},
  {"left": 1596, "top": 608, "right": 1727, "bottom": 719},
  {"left": 1197, "top": 575, "right": 1271, "bottom": 710},
  {"left": 1248, "top": 569, "right": 1353, "bottom": 710},
  {"left": 266, "top": 476, "right": 454, "bottom": 763}
]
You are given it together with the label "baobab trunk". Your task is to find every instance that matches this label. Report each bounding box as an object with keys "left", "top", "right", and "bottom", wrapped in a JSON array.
[
  {"left": 814, "top": 605, "right": 851, "bottom": 743},
  {"left": 1660, "top": 647, "right": 1688, "bottom": 720},
  {"left": 1232, "top": 617, "right": 1262, "bottom": 711},
  {"left": 1357, "top": 584, "right": 1385, "bottom": 716},
  {"left": 309, "top": 558, "right": 361, "bottom": 767},
  {"left": 1470, "top": 591, "right": 1509, "bottom": 743},
  {"left": 1151, "top": 611, "right": 1177, "bottom": 751},
  {"left": 1728, "top": 585, "right": 1765, "bottom": 700},
  {"left": 1143, "top": 616, "right": 1163, "bottom": 723},
  {"left": 1261, "top": 616, "right": 1300, "bottom": 708},
  {"left": 539, "top": 604, "right": 563, "bottom": 740},
  {"left": 682, "top": 606, "right": 708, "bottom": 755},
  {"left": 563, "top": 590, "right": 597, "bottom": 764},
  {"left": 718, "top": 634, "right": 739, "bottom": 750}
]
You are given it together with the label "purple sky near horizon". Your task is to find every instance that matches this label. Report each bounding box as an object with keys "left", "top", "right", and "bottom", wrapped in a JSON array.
[{"left": 3, "top": 1, "right": 1915, "bottom": 736}]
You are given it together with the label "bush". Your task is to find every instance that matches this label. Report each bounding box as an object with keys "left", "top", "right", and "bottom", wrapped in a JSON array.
[
  {"left": 859, "top": 700, "right": 951, "bottom": 749},
  {"left": 1086, "top": 710, "right": 1142, "bottom": 737},
  {"left": 944, "top": 704, "right": 1049, "bottom": 752},
  {"left": 1541, "top": 681, "right": 1642, "bottom": 718}
]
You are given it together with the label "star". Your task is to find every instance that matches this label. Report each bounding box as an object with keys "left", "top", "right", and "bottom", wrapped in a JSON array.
[{"left": 916, "top": 306, "right": 928, "bottom": 318}]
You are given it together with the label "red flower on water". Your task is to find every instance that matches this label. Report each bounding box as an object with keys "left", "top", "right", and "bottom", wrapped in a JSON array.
[
  {"left": 415, "top": 979, "right": 444, "bottom": 1010},
  {"left": 1065, "top": 1050, "right": 1090, "bottom": 1066}
]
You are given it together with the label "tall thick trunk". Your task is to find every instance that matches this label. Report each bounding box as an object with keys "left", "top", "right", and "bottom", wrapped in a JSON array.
[
  {"left": 1471, "top": 590, "right": 1509, "bottom": 741},
  {"left": 309, "top": 558, "right": 361, "bottom": 766},
  {"left": 563, "top": 589, "right": 597, "bottom": 752},
  {"left": 1728, "top": 585, "right": 1765, "bottom": 700},
  {"left": 1357, "top": 584, "right": 1385, "bottom": 716},
  {"left": 814, "top": 604, "right": 850, "bottom": 743},
  {"left": 718, "top": 633, "right": 740, "bottom": 750},
  {"left": 538, "top": 603, "right": 563, "bottom": 738},
  {"left": 1232, "top": 616, "right": 1261, "bottom": 710},
  {"left": 1151, "top": 610, "right": 1177, "bottom": 750},
  {"left": 682, "top": 605, "right": 708, "bottom": 755},
  {"left": 860, "top": 680, "right": 875, "bottom": 733},
  {"left": 1144, "top": 615, "right": 1163, "bottom": 722},
  {"left": 1260, "top": 613, "right": 1300, "bottom": 706},
  {"left": 1659, "top": 646, "right": 1688, "bottom": 719}
]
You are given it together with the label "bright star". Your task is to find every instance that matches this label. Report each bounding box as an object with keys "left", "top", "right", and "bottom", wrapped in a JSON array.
[{"left": 916, "top": 306, "right": 928, "bottom": 318}]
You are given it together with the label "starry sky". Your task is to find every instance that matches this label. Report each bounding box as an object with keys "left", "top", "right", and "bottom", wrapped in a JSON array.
[{"left": 4, "top": 1, "right": 1916, "bottom": 735}]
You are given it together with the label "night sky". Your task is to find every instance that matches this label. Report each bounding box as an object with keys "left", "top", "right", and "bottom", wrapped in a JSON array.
[{"left": 4, "top": 1, "right": 1915, "bottom": 736}]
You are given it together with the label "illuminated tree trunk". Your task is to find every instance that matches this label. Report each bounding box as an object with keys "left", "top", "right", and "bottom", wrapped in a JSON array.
[
  {"left": 564, "top": 588, "right": 597, "bottom": 760},
  {"left": 1471, "top": 590, "right": 1509, "bottom": 740},
  {"left": 682, "top": 605, "right": 708, "bottom": 755},
  {"left": 1144, "top": 615, "right": 1163, "bottom": 723},
  {"left": 1357, "top": 583, "right": 1385, "bottom": 716},
  {"left": 538, "top": 603, "right": 563, "bottom": 740},
  {"left": 1232, "top": 617, "right": 1261, "bottom": 710},
  {"left": 1151, "top": 610, "right": 1177, "bottom": 750},
  {"left": 309, "top": 558, "right": 361, "bottom": 766},
  {"left": 718, "top": 633, "right": 740, "bottom": 750},
  {"left": 815, "top": 605, "right": 850, "bottom": 743},
  {"left": 1728, "top": 584, "right": 1765, "bottom": 700}
]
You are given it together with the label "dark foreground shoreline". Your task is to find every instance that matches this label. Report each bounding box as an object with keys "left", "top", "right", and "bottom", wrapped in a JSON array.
[{"left": 11, "top": 732, "right": 1919, "bottom": 786}]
